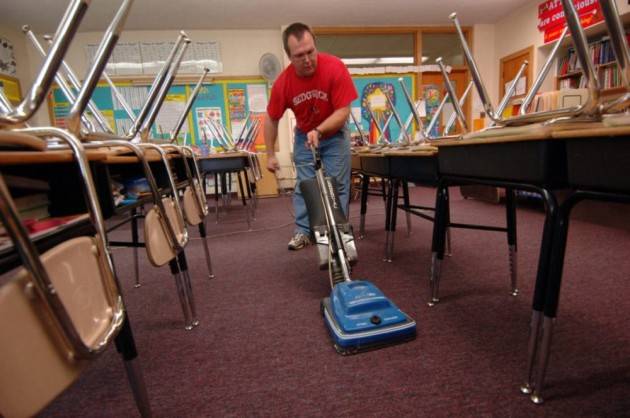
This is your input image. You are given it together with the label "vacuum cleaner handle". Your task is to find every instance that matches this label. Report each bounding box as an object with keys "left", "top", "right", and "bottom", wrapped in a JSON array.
[
  {"left": 309, "top": 144, "right": 352, "bottom": 283},
  {"left": 310, "top": 145, "right": 322, "bottom": 170}
]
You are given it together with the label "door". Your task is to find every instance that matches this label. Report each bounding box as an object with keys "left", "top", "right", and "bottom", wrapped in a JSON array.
[{"left": 499, "top": 46, "right": 533, "bottom": 116}]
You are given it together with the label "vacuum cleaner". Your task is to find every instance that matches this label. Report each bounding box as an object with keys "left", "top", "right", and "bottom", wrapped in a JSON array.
[{"left": 300, "top": 145, "right": 416, "bottom": 355}]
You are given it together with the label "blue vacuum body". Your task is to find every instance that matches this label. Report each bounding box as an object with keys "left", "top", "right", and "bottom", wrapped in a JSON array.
[{"left": 322, "top": 280, "right": 416, "bottom": 355}]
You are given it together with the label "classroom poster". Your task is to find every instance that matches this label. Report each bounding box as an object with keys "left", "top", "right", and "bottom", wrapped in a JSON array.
[
  {"left": 350, "top": 74, "right": 415, "bottom": 144},
  {"left": 227, "top": 88, "right": 246, "bottom": 120},
  {"left": 196, "top": 107, "right": 223, "bottom": 154}
]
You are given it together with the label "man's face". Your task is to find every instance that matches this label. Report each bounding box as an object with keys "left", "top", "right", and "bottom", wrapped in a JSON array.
[{"left": 287, "top": 32, "right": 317, "bottom": 77}]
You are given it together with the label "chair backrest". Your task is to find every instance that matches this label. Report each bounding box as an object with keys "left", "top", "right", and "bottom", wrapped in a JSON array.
[
  {"left": 144, "top": 197, "right": 184, "bottom": 267},
  {"left": 171, "top": 146, "right": 207, "bottom": 226},
  {"left": 183, "top": 185, "right": 204, "bottom": 225},
  {"left": 0, "top": 236, "right": 121, "bottom": 417}
]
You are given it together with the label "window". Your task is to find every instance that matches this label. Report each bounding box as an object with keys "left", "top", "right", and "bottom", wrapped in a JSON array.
[
  {"left": 315, "top": 32, "right": 415, "bottom": 67},
  {"left": 421, "top": 33, "right": 465, "bottom": 66}
]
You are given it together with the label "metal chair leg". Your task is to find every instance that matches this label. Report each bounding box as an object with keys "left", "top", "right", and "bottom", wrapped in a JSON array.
[
  {"left": 181, "top": 269, "right": 199, "bottom": 327},
  {"left": 176, "top": 252, "right": 199, "bottom": 327},
  {"left": 170, "top": 258, "right": 194, "bottom": 330}
]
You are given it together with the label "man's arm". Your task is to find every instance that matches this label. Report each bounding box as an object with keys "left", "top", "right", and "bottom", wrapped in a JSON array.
[
  {"left": 264, "top": 113, "right": 280, "bottom": 172},
  {"left": 306, "top": 105, "right": 351, "bottom": 148}
]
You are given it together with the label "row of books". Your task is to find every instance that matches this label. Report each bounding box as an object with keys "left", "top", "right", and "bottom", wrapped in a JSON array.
[
  {"left": 0, "top": 175, "right": 51, "bottom": 248},
  {"left": 529, "top": 91, "right": 559, "bottom": 113},
  {"left": 558, "top": 65, "right": 622, "bottom": 90},
  {"left": 557, "top": 34, "right": 630, "bottom": 76}
]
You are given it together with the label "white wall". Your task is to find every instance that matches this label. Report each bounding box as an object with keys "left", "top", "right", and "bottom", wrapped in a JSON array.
[
  {"left": 0, "top": 24, "right": 39, "bottom": 116},
  {"left": 472, "top": 23, "right": 497, "bottom": 115},
  {"left": 58, "top": 29, "right": 283, "bottom": 77},
  {"left": 0, "top": 25, "right": 30, "bottom": 87}
]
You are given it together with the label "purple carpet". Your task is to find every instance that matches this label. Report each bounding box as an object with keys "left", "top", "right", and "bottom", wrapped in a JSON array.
[{"left": 40, "top": 186, "right": 630, "bottom": 417}]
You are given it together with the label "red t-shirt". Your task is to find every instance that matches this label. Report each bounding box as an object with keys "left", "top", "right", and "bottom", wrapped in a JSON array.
[{"left": 267, "top": 52, "right": 357, "bottom": 135}]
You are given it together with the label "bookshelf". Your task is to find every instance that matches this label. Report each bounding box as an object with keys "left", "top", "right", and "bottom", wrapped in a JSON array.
[{"left": 556, "top": 31, "right": 629, "bottom": 94}]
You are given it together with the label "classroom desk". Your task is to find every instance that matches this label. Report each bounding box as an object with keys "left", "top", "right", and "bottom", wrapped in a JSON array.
[
  {"left": 380, "top": 148, "right": 440, "bottom": 261},
  {"left": 521, "top": 124, "right": 630, "bottom": 404},
  {"left": 0, "top": 148, "right": 146, "bottom": 413},
  {"left": 433, "top": 123, "right": 596, "bottom": 404},
  {"left": 355, "top": 145, "right": 509, "bottom": 266},
  {"left": 197, "top": 152, "right": 252, "bottom": 227},
  {"left": 355, "top": 150, "right": 391, "bottom": 245},
  {"left": 92, "top": 149, "right": 208, "bottom": 287}
]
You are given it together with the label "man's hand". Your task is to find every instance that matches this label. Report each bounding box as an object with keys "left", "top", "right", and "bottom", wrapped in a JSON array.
[
  {"left": 266, "top": 154, "right": 280, "bottom": 173},
  {"left": 306, "top": 129, "right": 321, "bottom": 149}
]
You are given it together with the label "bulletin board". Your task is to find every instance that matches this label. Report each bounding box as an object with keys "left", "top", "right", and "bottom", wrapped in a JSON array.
[
  {"left": 349, "top": 73, "right": 416, "bottom": 144},
  {"left": 47, "top": 77, "right": 269, "bottom": 150},
  {"left": 0, "top": 74, "right": 22, "bottom": 105}
]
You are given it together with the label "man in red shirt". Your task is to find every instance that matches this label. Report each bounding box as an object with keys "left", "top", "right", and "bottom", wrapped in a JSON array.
[{"left": 265, "top": 22, "right": 357, "bottom": 250}]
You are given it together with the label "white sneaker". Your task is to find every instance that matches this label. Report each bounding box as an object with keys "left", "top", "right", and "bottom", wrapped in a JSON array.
[{"left": 288, "top": 233, "right": 311, "bottom": 251}]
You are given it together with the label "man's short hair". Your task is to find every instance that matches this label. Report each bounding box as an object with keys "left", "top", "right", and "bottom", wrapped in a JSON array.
[{"left": 282, "top": 22, "right": 315, "bottom": 56}]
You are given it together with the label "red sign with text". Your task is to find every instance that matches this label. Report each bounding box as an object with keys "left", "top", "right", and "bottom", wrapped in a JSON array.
[{"left": 538, "top": 0, "right": 603, "bottom": 43}]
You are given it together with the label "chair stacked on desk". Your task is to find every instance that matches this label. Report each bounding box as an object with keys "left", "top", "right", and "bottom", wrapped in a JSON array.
[
  {"left": 38, "top": 21, "right": 216, "bottom": 329},
  {"left": 0, "top": 1, "right": 152, "bottom": 416}
]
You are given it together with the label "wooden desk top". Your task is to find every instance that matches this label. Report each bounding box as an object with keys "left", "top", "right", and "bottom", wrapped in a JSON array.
[
  {"left": 382, "top": 148, "right": 438, "bottom": 157},
  {"left": 103, "top": 149, "right": 178, "bottom": 164},
  {"left": 551, "top": 123, "right": 630, "bottom": 139},
  {"left": 436, "top": 121, "right": 611, "bottom": 147},
  {"left": 437, "top": 124, "right": 554, "bottom": 147},
  {"left": 0, "top": 131, "right": 47, "bottom": 151},
  {"left": 0, "top": 149, "right": 110, "bottom": 165},
  {"left": 197, "top": 151, "right": 248, "bottom": 160}
]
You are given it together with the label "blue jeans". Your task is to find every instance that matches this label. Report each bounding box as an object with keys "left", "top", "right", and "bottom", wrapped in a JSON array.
[{"left": 293, "top": 127, "right": 351, "bottom": 235}]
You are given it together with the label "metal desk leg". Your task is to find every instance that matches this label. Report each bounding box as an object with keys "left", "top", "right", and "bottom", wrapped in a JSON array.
[
  {"left": 521, "top": 188, "right": 558, "bottom": 398},
  {"left": 386, "top": 178, "right": 400, "bottom": 262},
  {"left": 530, "top": 192, "right": 582, "bottom": 404},
  {"left": 445, "top": 188, "right": 452, "bottom": 257},
  {"left": 402, "top": 180, "right": 412, "bottom": 237},
  {"left": 177, "top": 251, "right": 199, "bottom": 327},
  {"left": 131, "top": 207, "right": 141, "bottom": 288},
  {"left": 221, "top": 173, "right": 228, "bottom": 209},
  {"left": 429, "top": 183, "right": 449, "bottom": 306},
  {"left": 214, "top": 173, "right": 219, "bottom": 223},
  {"left": 169, "top": 257, "right": 194, "bottom": 330},
  {"left": 359, "top": 174, "right": 369, "bottom": 239},
  {"left": 198, "top": 221, "right": 215, "bottom": 279},
  {"left": 381, "top": 177, "right": 387, "bottom": 201},
  {"left": 237, "top": 169, "right": 251, "bottom": 230},
  {"left": 243, "top": 168, "right": 257, "bottom": 217},
  {"left": 226, "top": 172, "right": 232, "bottom": 207},
  {"left": 505, "top": 188, "right": 519, "bottom": 296},
  {"left": 115, "top": 316, "right": 152, "bottom": 417},
  {"left": 383, "top": 178, "right": 394, "bottom": 262}
]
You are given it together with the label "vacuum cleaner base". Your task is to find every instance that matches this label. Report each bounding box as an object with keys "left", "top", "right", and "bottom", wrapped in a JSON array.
[{"left": 321, "top": 290, "right": 416, "bottom": 355}]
